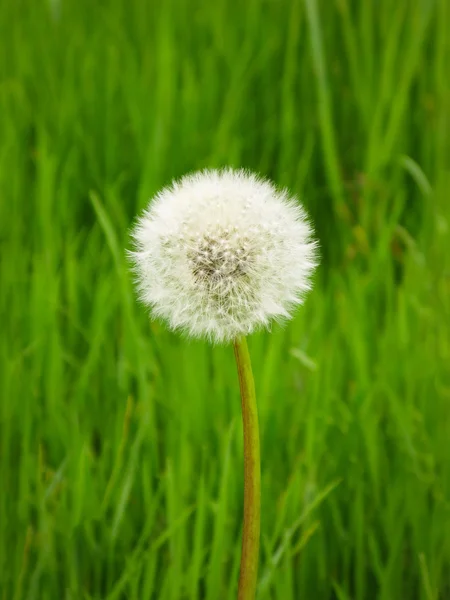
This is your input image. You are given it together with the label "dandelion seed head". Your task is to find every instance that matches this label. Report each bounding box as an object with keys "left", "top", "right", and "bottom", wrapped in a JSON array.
[{"left": 129, "top": 169, "right": 318, "bottom": 343}]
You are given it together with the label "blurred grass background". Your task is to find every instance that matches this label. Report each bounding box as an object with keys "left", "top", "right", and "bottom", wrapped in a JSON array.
[{"left": 1, "top": 0, "right": 449, "bottom": 598}]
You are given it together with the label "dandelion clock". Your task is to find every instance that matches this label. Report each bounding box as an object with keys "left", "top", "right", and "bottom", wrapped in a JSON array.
[{"left": 129, "top": 169, "right": 318, "bottom": 599}]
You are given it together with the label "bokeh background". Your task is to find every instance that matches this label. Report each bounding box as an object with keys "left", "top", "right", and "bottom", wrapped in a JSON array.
[{"left": 1, "top": 0, "right": 449, "bottom": 598}]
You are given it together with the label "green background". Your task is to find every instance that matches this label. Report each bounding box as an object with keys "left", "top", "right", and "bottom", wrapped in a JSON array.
[{"left": 1, "top": 0, "right": 449, "bottom": 598}]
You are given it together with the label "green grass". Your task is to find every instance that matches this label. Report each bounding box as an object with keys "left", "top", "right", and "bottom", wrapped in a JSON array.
[{"left": 1, "top": 0, "right": 449, "bottom": 598}]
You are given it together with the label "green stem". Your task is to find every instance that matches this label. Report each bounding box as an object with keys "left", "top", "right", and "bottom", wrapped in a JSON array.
[{"left": 234, "top": 337, "right": 261, "bottom": 600}]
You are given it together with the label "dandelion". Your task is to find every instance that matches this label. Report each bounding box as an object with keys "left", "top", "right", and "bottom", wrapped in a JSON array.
[
  {"left": 130, "top": 168, "right": 317, "bottom": 344},
  {"left": 129, "top": 168, "right": 318, "bottom": 599}
]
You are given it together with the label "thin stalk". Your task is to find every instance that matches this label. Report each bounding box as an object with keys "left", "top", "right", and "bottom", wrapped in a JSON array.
[{"left": 233, "top": 337, "right": 261, "bottom": 600}]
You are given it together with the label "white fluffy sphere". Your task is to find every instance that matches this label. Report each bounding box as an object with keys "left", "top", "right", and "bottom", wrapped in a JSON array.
[{"left": 130, "top": 169, "right": 318, "bottom": 343}]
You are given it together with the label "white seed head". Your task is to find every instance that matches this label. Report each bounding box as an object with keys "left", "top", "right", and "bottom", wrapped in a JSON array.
[{"left": 129, "top": 169, "right": 318, "bottom": 343}]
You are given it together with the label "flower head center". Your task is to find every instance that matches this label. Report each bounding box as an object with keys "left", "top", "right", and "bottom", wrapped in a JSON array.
[{"left": 188, "top": 229, "right": 253, "bottom": 290}]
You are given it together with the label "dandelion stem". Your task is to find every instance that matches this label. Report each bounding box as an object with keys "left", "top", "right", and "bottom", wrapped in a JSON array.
[{"left": 234, "top": 337, "right": 260, "bottom": 600}]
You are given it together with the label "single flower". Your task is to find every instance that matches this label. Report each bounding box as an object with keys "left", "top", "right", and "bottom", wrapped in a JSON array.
[{"left": 130, "top": 168, "right": 318, "bottom": 343}]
